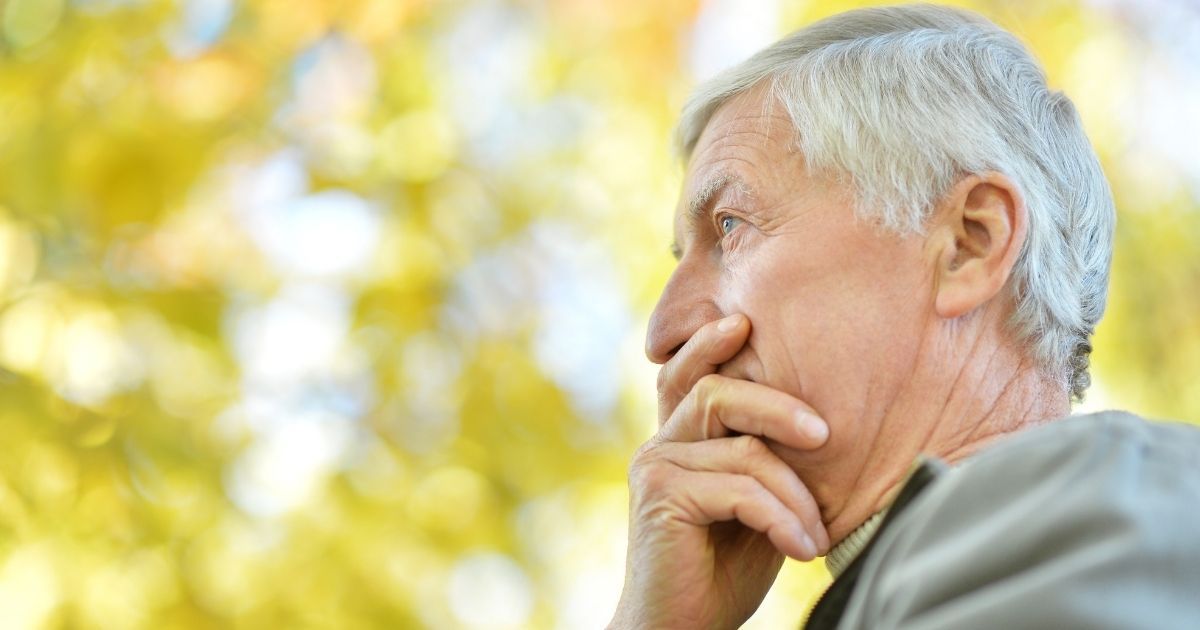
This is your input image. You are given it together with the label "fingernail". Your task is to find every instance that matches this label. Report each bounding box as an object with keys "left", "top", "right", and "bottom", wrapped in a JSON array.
[
  {"left": 717, "top": 315, "right": 741, "bottom": 332},
  {"left": 798, "top": 531, "right": 817, "bottom": 559},
  {"left": 796, "top": 412, "right": 829, "bottom": 443},
  {"left": 815, "top": 528, "right": 831, "bottom": 555}
]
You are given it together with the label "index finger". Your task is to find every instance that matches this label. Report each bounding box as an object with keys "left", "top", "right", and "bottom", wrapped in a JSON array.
[{"left": 656, "top": 314, "right": 750, "bottom": 424}]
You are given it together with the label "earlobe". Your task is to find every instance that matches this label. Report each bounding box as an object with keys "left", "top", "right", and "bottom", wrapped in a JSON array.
[{"left": 932, "top": 174, "right": 1027, "bottom": 320}]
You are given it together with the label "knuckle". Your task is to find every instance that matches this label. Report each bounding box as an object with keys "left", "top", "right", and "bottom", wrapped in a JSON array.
[
  {"left": 693, "top": 376, "right": 724, "bottom": 437},
  {"left": 633, "top": 460, "right": 673, "bottom": 495},
  {"left": 694, "top": 372, "right": 722, "bottom": 393},
  {"left": 630, "top": 439, "right": 660, "bottom": 466},
  {"left": 732, "top": 434, "right": 765, "bottom": 459},
  {"left": 694, "top": 375, "right": 721, "bottom": 413}
]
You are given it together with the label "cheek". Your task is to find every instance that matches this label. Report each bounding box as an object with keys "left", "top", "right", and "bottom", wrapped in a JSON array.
[
  {"left": 715, "top": 242, "right": 800, "bottom": 323},
  {"left": 717, "top": 231, "right": 845, "bottom": 328},
  {"left": 714, "top": 242, "right": 834, "bottom": 387},
  {"left": 714, "top": 233, "right": 928, "bottom": 400}
]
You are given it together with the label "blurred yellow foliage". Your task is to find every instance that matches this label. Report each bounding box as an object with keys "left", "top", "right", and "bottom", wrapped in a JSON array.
[{"left": 0, "top": 0, "right": 1196, "bottom": 628}]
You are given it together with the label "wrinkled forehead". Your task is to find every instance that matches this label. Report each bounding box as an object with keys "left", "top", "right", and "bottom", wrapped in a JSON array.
[{"left": 677, "top": 86, "right": 799, "bottom": 214}]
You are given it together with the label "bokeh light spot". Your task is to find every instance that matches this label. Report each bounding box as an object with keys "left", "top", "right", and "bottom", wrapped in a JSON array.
[
  {"left": 52, "top": 307, "right": 141, "bottom": 406},
  {"left": 0, "top": 543, "right": 61, "bottom": 628},
  {"left": 0, "top": 213, "right": 39, "bottom": 299},
  {"left": 2, "top": 0, "right": 64, "bottom": 49},
  {"left": 447, "top": 552, "right": 535, "bottom": 630},
  {"left": 379, "top": 110, "right": 459, "bottom": 182},
  {"left": 0, "top": 294, "right": 61, "bottom": 376},
  {"left": 408, "top": 466, "right": 487, "bottom": 533},
  {"left": 155, "top": 55, "right": 250, "bottom": 121}
]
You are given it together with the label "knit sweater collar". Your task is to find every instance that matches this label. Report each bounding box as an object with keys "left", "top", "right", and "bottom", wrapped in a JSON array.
[
  {"left": 824, "top": 509, "right": 889, "bottom": 578},
  {"left": 823, "top": 457, "right": 946, "bottom": 577}
]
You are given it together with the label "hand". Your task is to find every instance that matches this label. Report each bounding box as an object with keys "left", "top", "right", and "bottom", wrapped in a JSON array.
[{"left": 610, "top": 314, "right": 831, "bottom": 630}]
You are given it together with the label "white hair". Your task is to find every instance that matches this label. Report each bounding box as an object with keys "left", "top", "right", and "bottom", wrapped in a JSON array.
[{"left": 675, "top": 4, "right": 1115, "bottom": 400}]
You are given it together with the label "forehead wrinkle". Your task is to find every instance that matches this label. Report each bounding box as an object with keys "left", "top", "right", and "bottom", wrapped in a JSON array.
[
  {"left": 672, "top": 93, "right": 790, "bottom": 259},
  {"left": 693, "top": 118, "right": 795, "bottom": 179},
  {"left": 715, "top": 117, "right": 784, "bottom": 152},
  {"left": 693, "top": 82, "right": 794, "bottom": 162},
  {"left": 713, "top": 100, "right": 794, "bottom": 147}
]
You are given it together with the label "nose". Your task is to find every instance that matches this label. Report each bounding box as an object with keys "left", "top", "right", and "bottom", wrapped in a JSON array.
[{"left": 645, "top": 261, "right": 723, "bottom": 364}]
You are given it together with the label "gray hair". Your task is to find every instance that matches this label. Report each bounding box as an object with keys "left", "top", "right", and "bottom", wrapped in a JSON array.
[{"left": 675, "top": 4, "right": 1115, "bottom": 400}]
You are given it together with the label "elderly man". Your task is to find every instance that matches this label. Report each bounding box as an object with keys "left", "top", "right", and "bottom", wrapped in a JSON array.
[{"left": 609, "top": 5, "right": 1200, "bottom": 629}]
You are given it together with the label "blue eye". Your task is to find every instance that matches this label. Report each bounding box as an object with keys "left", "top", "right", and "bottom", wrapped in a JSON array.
[{"left": 719, "top": 214, "right": 743, "bottom": 236}]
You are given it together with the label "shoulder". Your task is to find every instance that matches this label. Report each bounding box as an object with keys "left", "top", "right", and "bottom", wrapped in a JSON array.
[
  {"left": 954, "top": 411, "right": 1200, "bottom": 512},
  {"left": 838, "top": 411, "right": 1200, "bottom": 629},
  {"left": 968, "top": 409, "right": 1200, "bottom": 476}
]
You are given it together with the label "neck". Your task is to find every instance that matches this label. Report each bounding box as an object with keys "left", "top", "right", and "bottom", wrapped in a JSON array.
[{"left": 815, "top": 312, "right": 1070, "bottom": 546}]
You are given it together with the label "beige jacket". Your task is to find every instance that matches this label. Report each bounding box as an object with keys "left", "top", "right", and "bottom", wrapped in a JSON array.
[{"left": 807, "top": 411, "right": 1200, "bottom": 629}]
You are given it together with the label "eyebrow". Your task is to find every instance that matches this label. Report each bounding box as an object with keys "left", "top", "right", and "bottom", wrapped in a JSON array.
[
  {"left": 671, "top": 171, "right": 752, "bottom": 260},
  {"left": 689, "top": 171, "right": 750, "bottom": 221}
]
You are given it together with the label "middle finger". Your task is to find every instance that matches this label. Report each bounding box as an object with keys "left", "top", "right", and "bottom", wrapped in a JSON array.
[{"left": 658, "top": 374, "right": 830, "bottom": 451}]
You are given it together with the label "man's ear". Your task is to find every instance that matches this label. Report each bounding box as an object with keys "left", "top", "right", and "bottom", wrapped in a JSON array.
[{"left": 931, "top": 173, "right": 1028, "bottom": 319}]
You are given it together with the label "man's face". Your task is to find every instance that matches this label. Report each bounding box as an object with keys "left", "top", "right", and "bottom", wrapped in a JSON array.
[{"left": 648, "top": 86, "right": 938, "bottom": 474}]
